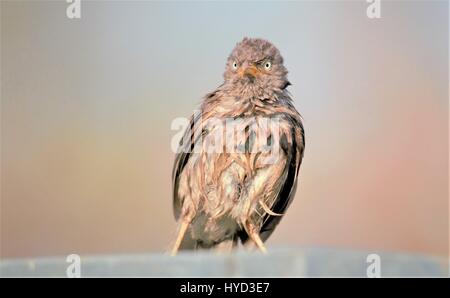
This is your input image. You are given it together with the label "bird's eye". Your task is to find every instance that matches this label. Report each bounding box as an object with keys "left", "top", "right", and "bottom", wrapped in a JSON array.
[
  {"left": 264, "top": 61, "right": 272, "bottom": 70},
  {"left": 232, "top": 61, "right": 238, "bottom": 70}
]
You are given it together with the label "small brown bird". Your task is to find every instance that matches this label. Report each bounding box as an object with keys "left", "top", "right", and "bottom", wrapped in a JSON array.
[{"left": 171, "top": 38, "right": 304, "bottom": 255}]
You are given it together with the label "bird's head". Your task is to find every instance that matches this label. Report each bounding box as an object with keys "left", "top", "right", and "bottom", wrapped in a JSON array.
[{"left": 223, "top": 38, "right": 289, "bottom": 99}]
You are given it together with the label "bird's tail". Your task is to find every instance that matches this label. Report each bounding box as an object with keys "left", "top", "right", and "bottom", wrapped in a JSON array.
[
  {"left": 171, "top": 227, "right": 239, "bottom": 255},
  {"left": 179, "top": 234, "right": 238, "bottom": 252}
]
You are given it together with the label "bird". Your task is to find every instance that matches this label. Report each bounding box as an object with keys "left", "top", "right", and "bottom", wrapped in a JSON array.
[{"left": 171, "top": 38, "right": 305, "bottom": 255}]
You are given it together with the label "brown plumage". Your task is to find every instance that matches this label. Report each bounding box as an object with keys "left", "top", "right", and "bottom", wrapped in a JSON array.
[{"left": 171, "top": 38, "right": 305, "bottom": 255}]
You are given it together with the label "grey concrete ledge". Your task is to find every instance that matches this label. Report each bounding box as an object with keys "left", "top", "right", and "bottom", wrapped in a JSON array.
[{"left": 1, "top": 247, "right": 448, "bottom": 277}]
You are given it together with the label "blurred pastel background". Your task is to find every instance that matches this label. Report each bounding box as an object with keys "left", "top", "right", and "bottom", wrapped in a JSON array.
[{"left": 0, "top": 0, "right": 448, "bottom": 260}]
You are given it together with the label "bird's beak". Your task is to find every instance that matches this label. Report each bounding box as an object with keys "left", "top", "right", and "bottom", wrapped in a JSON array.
[{"left": 239, "top": 65, "right": 260, "bottom": 79}]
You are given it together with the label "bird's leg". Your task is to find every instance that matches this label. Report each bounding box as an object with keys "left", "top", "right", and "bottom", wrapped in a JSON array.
[
  {"left": 171, "top": 217, "right": 191, "bottom": 256},
  {"left": 244, "top": 222, "right": 267, "bottom": 254}
]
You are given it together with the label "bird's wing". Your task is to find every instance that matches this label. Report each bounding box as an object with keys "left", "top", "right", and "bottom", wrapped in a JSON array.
[
  {"left": 240, "top": 114, "right": 305, "bottom": 243},
  {"left": 172, "top": 112, "right": 201, "bottom": 220}
]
